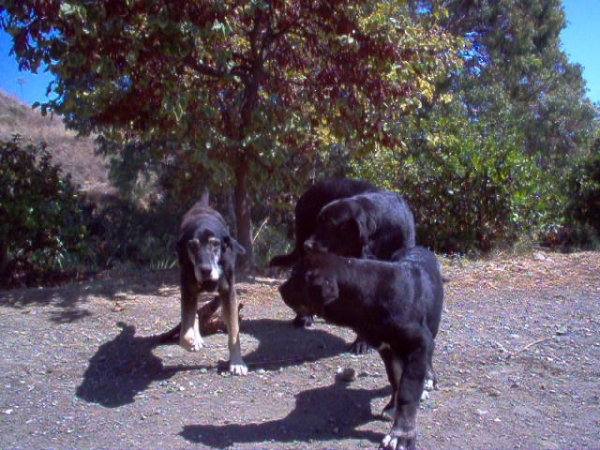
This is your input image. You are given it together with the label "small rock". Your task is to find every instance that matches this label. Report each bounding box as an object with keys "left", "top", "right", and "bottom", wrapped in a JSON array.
[
  {"left": 487, "top": 388, "right": 502, "bottom": 397},
  {"left": 335, "top": 367, "right": 357, "bottom": 383}
]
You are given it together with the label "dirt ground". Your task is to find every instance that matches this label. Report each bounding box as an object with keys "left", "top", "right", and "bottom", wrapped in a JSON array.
[{"left": 1, "top": 251, "right": 599, "bottom": 450}]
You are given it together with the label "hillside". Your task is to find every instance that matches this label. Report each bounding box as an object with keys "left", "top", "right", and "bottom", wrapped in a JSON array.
[{"left": 0, "top": 89, "right": 109, "bottom": 191}]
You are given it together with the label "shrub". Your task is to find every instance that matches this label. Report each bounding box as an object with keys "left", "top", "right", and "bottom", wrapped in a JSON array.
[
  {"left": 352, "top": 116, "right": 555, "bottom": 255},
  {"left": 0, "top": 137, "right": 89, "bottom": 286},
  {"left": 562, "top": 139, "right": 600, "bottom": 247}
]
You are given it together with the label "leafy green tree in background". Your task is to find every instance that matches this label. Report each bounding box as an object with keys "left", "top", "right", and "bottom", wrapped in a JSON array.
[
  {"left": 353, "top": 0, "right": 599, "bottom": 253},
  {"left": 433, "top": 0, "right": 598, "bottom": 168},
  {"left": 1, "top": 0, "right": 463, "bottom": 267}
]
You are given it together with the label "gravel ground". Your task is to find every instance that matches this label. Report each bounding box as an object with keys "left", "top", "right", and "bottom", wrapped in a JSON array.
[{"left": 1, "top": 251, "right": 599, "bottom": 449}]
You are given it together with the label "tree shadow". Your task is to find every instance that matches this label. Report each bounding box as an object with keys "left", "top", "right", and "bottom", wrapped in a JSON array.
[
  {"left": 0, "top": 268, "right": 179, "bottom": 310},
  {"left": 0, "top": 270, "right": 280, "bottom": 325},
  {"left": 180, "top": 381, "right": 389, "bottom": 448}
]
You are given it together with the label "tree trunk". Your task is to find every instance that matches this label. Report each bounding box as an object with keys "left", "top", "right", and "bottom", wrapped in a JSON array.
[{"left": 234, "top": 156, "right": 252, "bottom": 271}]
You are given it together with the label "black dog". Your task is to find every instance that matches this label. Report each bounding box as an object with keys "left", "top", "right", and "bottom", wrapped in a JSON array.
[
  {"left": 270, "top": 178, "right": 379, "bottom": 330},
  {"left": 279, "top": 247, "right": 444, "bottom": 450},
  {"left": 304, "top": 190, "right": 416, "bottom": 261},
  {"left": 163, "top": 193, "right": 247, "bottom": 375},
  {"left": 269, "top": 178, "right": 380, "bottom": 268}
]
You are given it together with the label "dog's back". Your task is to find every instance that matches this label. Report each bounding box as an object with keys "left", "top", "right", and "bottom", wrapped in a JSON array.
[
  {"left": 357, "top": 191, "right": 416, "bottom": 257},
  {"left": 303, "top": 247, "right": 443, "bottom": 343},
  {"left": 306, "top": 190, "right": 416, "bottom": 260},
  {"left": 270, "top": 179, "right": 379, "bottom": 267}
]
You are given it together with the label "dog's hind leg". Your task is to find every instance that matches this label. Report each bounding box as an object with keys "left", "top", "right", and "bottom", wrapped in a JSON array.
[
  {"left": 380, "top": 341, "right": 429, "bottom": 450},
  {"left": 422, "top": 341, "right": 437, "bottom": 400},
  {"left": 378, "top": 343, "right": 402, "bottom": 421},
  {"left": 349, "top": 335, "right": 373, "bottom": 355}
]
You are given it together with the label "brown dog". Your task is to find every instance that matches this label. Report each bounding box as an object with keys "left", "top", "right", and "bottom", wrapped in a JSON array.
[{"left": 162, "top": 194, "right": 247, "bottom": 375}]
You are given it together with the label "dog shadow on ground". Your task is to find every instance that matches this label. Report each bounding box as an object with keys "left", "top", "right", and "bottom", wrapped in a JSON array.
[
  {"left": 240, "top": 317, "right": 351, "bottom": 370},
  {"left": 75, "top": 318, "right": 351, "bottom": 409},
  {"left": 180, "top": 381, "right": 389, "bottom": 448},
  {"left": 75, "top": 322, "right": 182, "bottom": 408}
]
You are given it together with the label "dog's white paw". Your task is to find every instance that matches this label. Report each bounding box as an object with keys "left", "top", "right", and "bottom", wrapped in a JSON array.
[
  {"left": 420, "top": 390, "right": 430, "bottom": 401},
  {"left": 180, "top": 335, "right": 203, "bottom": 352},
  {"left": 229, "top": 362, "right": 248, "bottom": 376},
  {"left": 423, "top": 378, "right": 435, "bottom": 391},
  {"left": 380, "top": 431, "right": 416, "bottom": 450}
]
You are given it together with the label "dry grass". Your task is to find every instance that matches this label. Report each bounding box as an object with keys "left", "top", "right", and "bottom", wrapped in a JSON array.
[{"left": 0, "top": 90, "right": 109, "bottom": 190}]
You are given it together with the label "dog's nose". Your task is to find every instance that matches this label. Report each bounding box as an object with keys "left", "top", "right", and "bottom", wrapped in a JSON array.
[
  {"left": 304, "top": 239, "right": 325, "bottom": 254},
  {"left": 200, "top": 267, "right": 213, "bottom": 278},
  {"left": 304, "top": 239, "right": 315, "bottom": 252}
]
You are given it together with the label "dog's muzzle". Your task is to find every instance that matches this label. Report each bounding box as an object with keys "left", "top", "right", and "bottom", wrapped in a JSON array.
[{"left": 304, "top": 238, "right": 328, "bottom": 254}]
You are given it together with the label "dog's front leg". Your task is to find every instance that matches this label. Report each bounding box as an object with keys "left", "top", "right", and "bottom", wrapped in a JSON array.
[
  {"left": 220, "top": 278, "right": 247, "bottom": 376},
  {"left": 380, "top": 346, "right": 427, "bottom": 450},
  {"left": 179, "top": 284, "right": 203, "bottom": 351}
]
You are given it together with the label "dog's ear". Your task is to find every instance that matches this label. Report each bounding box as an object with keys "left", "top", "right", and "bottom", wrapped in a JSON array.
[
  {"left": 354, "top": 209, "right": 376, "bottom": 245},
  {"left": 224, "top": 236, "right": 246, "bottom": 255},
  {"left": 307, "top": 269, "right": 339, "bottom": 305}
]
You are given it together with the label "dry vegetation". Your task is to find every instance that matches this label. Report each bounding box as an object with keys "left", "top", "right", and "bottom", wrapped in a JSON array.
[{"left": 0, "top": 90, "right": 109, "bottom": 191}]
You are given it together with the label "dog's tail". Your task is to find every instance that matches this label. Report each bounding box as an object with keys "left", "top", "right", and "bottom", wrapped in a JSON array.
[
  {"left": 269, "top": 248, "right": 301, "bottom": 268},
  {"left": 200, "top": 189, "right": 210, "bottom": 206}
]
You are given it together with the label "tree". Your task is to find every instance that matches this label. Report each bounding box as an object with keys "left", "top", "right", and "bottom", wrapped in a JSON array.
[
  {"left": 1, "top": 0, "right": 463, "bottom": 267},
  {"left": 361, "top": 0, "right": 599, "bottom": 252},
  {"left": 422, "top": 0, "right": 598, "bottom": 170}
]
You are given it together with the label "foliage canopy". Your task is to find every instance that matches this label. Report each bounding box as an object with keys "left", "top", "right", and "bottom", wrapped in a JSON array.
[{"left": 1, "top": 0, "right": 464, "bottom": 265}]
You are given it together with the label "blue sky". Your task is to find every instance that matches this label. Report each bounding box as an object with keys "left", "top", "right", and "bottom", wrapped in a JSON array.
[{"left": 1, "top": 0, "right": 599, "bottom": 107}]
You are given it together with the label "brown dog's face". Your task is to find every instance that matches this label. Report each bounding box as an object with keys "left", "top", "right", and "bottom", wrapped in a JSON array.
[
  {"left": 185, "top": 230, "right": 246, "bottom": 291},
  {"left": 186, "top": 233, "right": 223, "bottom": 291}
]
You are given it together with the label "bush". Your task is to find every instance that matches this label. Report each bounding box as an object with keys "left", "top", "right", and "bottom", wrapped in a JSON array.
[
  {"left": 352, "top": 116, "right": 555, "bottom": 255},
  {"left": 561, "top": 139, "right": 600, "bottom": 247},
  {"left": 0, "top": 137, "right": 90, "bottom": 286}
]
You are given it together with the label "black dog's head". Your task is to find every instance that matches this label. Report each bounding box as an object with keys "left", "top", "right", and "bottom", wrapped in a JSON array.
[
  {"left": 279, "top": 255, "right": 340, "bottom": 318},
  {"left": 304, "top": 198, "right": 373, "bottom": 257}
]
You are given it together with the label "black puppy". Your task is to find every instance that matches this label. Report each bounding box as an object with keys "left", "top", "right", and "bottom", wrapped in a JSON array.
[
  {"left": 270, "top": 178, "right": 379, "bottom": 330},
  {"left": 167, "top": 194, "right": 247, "bottom": 375},
  {"left": 304, "top": 190, "right": 416, "bottom": 261},
  {"left": 279, "top": 247, "right": 444, "bottom": 450},
  {"left": 269, "top": 178, "right": 380, "bottom": 268}
]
